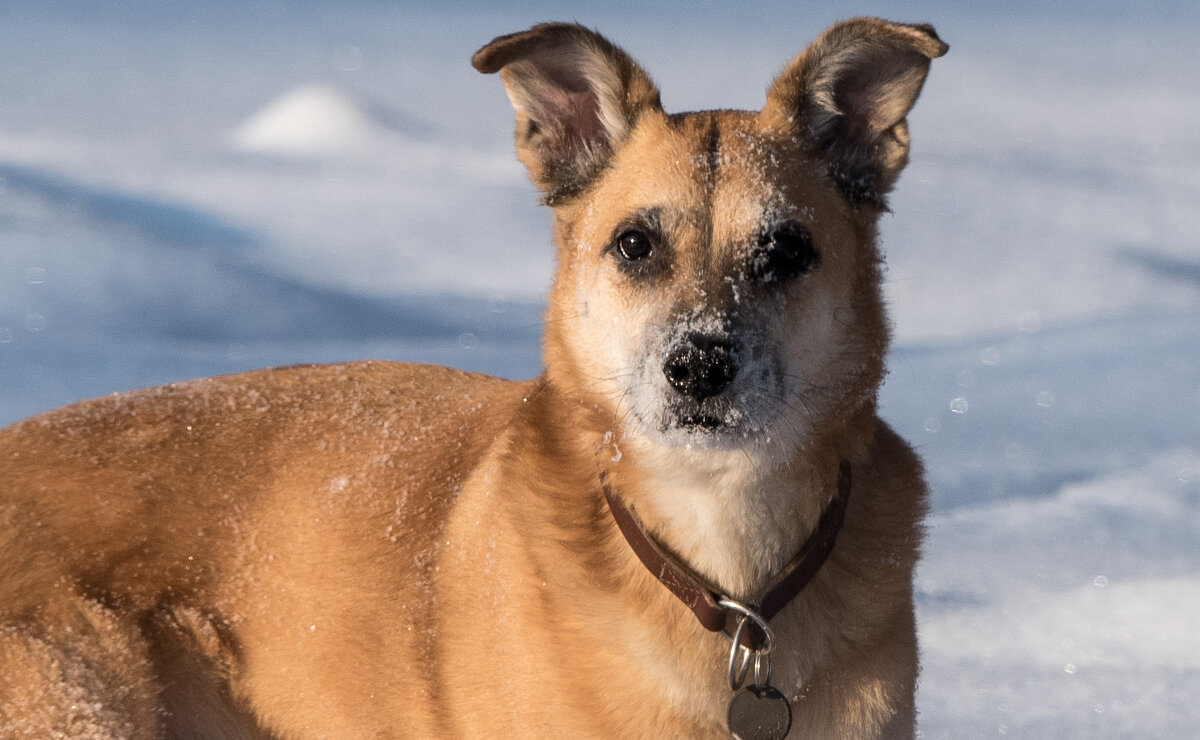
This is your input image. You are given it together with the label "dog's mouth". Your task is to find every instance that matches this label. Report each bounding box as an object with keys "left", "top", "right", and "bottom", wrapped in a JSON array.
[
  {"left": 676, "top": 411, "right": 727, "bottom": 430},
  {"left": 665, "top": 396, "right": 745, "bottom": 435}
]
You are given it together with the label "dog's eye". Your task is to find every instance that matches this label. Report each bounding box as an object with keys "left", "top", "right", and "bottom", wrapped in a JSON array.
[
  {"left": 752, "top": 224, "right": 819, "bottom": 283},
  {"left": 615, "top": 230, "right": 653, "bottom": 261}
]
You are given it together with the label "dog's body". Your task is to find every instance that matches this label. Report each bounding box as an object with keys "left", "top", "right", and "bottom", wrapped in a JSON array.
[{"left": 0, "top": 19, "right": 945, "bottom": 739}]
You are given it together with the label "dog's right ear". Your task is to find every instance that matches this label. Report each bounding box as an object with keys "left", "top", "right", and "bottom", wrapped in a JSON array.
[{"left": 473, "top": 23, "right": 662, "bottom": 204}]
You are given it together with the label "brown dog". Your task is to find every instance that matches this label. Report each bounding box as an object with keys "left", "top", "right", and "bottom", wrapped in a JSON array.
[{"left": 0, "top": 18, "right": 946, "bottom": 739}]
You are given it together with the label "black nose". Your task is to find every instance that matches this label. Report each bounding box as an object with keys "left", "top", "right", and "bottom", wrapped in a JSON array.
[{"left": 662, "top": 336, "right": 738, "bottom": 400}]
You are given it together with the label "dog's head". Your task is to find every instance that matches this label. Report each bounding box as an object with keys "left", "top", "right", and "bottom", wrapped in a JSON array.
[{"left": 475, "top": 20, "right": 945, "bottom": 467}]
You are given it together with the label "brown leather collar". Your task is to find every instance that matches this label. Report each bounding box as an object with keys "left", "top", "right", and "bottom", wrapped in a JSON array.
[{"left": 600, "top": 460, "right": 851, "bottom": 645}]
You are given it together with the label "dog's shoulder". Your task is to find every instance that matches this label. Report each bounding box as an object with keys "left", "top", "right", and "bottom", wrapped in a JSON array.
[
  {"left": 867, "top": 417, "right": 926, "bottom": 494},
  {"left": 836, "top": 417, "right": 929, "bottom": 582}
]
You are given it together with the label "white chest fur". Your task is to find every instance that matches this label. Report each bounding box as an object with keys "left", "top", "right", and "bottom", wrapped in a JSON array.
[{"left": 625, "top": 442, "right": 827, "bottom": 601}]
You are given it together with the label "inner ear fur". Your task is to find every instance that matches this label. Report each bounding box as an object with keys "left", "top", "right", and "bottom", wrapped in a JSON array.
[
  {"left": 473, "top": 23, "right": 663, "bottom": 204},
  {"left": 763, "top": 18, "right": 948, "bottom": 209}
]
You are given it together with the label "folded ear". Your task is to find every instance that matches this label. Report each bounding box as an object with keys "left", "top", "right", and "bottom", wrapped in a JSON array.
[
  {"left": 473, "top": 23, "right": 663, "bottom": 204},
  {"left": 762, "top": 18, "right": 948, "bottom": 209}
]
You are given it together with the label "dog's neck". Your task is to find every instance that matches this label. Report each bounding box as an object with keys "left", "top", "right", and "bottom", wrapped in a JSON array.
[{"left": 608, "top": 437, "right": 842, "bottom": 601}]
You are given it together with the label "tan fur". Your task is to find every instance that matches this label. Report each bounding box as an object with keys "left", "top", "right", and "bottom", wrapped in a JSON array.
[{"left": 0, "top": 19, "right": 945, "bottom": 739}]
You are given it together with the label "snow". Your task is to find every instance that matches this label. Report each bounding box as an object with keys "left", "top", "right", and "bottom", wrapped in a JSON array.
[
  {"left": 1, "top": 1, "right": 1197, "bottom": 735},
  {"left": 918, "top": 451, "right": 1200, "bottom": 736},
  {"left": 231, "top": 84, "right": 423, "bottom": 157}
]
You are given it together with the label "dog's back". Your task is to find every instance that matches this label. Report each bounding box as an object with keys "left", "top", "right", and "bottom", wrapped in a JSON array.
[{"left": 0, "top": 362, "right": 525, "bottom": 737}]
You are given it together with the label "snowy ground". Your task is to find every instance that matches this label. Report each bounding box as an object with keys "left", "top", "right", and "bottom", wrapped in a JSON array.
[{"left": 1, "top": 1, "right": 1197, "bottom": 735}]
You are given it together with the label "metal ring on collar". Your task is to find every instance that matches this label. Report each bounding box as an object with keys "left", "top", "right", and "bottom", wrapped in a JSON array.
[
  {"left": 727, "top": 635, "right": 753, "bottom": 691},
  {"left": 753, "top": 649, "right": 772, "bottom": 689},
  {"left": 718, "top": 598, "right": 776, "bottom": 654},
  {"left": 720, "top": 599, "right": 777, "bottom": 691}
]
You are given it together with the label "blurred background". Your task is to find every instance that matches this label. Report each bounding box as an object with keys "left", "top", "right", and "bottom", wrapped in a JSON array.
[{"left": 1, "top": 1, "right": 1197, "bottom": 735}]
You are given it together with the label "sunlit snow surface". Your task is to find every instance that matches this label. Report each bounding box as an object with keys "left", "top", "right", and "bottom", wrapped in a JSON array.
[{"left": 1, "top": 1, "right": 1197, "bottom": 735}]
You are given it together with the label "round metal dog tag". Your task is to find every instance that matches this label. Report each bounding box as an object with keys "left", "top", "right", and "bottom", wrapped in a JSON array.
[{"left": 727, "top": 684, "right": 792, "bottom": 740}]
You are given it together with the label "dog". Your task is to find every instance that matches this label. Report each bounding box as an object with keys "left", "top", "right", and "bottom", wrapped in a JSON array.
[{"left": 0, "top": 18, "right": 946, "bottom": 739}]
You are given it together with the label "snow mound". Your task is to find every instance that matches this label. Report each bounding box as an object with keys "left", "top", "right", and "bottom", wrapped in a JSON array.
[{"left": 231, "top": 84, "right": 416, "bottom": 157}]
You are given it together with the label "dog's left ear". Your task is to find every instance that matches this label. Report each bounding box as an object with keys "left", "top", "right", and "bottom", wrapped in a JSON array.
[
  {"left": 763, "top": 18, "right": 948, "bottom": 209},
  {"left": 473, "top": 23, "right": 663, "bottom": 203}
]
